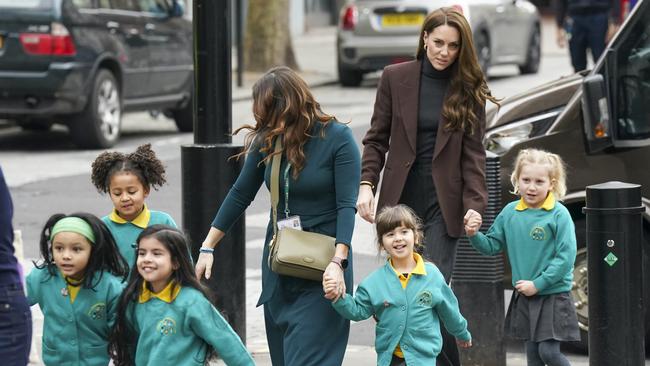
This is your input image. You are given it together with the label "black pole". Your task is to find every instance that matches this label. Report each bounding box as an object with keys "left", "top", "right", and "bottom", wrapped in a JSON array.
[
  {"left": 583, "top": 181, "right": 645, "bottom": 365},
  {"left": 236, "top": 0, "right": 244, "bottom": 87},
  {"left": 181, "top": 0, "right": 246, "bottom": 342}
]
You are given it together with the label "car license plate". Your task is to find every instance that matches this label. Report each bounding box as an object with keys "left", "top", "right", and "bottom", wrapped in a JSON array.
[{"left": 381, "top": 13, "right": 424, "bottom": 27}]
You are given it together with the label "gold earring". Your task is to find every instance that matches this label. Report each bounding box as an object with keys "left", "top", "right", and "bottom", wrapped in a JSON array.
[{"left": 424, "top": 44, "right": 428, "bottom": 51}]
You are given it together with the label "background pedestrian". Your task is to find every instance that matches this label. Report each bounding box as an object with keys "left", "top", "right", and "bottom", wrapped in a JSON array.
[{"left": 0, "top": 166, "right": 32, "bottom": 366}]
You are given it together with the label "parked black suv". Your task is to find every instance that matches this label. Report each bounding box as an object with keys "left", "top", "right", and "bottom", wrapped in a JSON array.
[{"left": 0, "top": 0, "right": 193, "bottom": 148}]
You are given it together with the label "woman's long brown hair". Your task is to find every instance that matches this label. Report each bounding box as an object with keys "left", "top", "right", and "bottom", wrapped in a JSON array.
[
  {"left": 233, "top": 66, "right": 334, "bottom": 177},
  {"left": 415, "top": 7, "right": 500, "bottom": 135}
]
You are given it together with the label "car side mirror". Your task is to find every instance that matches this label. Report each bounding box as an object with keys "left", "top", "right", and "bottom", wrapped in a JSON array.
[
  {"left": 582, "top": 74, "right": 613, "bottom": 153},
  {"left": 170, "top": 0, "right": 184, "bottom": 17}
]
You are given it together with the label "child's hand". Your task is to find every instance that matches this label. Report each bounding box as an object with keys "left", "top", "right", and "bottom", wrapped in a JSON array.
[
  {"left": 515, "top": 280, "right": 538, "bottom": 296},
  {"left": 456, "top": 339, "right": 472, "bottom": 348},
  {"left": 463, "top": 209, "right": 482, "bottom": 237}
]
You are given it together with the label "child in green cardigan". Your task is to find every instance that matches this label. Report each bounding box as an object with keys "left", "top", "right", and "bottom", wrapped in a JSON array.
[
  {"left": 465, "top": 148, "right": 580, "bottom": 366},
  {"left": 325, "top": 205, "right": 471, "bottom": 366},
  {"left": 26, "top": 213, "right": 129, "bottom": 366},
  {"left": 109, "top": 225, "right": 254, "bottom": 366},
  {"left": 91, "top": 144, "right": 177, "bottom": 267}
]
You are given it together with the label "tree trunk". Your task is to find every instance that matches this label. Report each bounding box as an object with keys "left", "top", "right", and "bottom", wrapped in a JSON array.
[{"left": 244, "top": 0, "right": 299, "bottom": 72}]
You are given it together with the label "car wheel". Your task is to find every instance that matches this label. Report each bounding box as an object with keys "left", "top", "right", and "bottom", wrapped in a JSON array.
[
  {"left": 171, "top": 93, "right": 194, "bottom": 132},
  {"left": 519, "top": 25, "right": 541, "bottom": 75},
  {"left": 474, "top": 31, "right": 490, "bottom": 75},
  {"left": 70, "top": 69, "right": 121, "bottom": 148},
  {"left": 338, "top": 62, "right": 363, "bottom": 87}
]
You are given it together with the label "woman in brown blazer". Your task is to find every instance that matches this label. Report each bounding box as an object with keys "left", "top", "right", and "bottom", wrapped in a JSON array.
[{"left": 356, "top": 8, "right": 499, "bottom": 366}]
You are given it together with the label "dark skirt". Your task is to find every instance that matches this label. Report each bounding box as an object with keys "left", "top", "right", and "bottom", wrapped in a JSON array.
[{"left": 505, "top": 291, "right": 581, "bottom": 342}]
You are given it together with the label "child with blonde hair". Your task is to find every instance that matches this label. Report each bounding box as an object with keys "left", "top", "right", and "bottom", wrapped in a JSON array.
[
  {"left": 325, "top": 204, "right": 471, "bottom": 366},
  {"left": 465, "top": 149, "right": 579, "bottom": 366}
]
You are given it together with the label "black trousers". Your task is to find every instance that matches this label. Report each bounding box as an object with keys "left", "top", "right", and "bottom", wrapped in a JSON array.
[{"left": 399, "top": 163, "right": 461, "bottom": 366}]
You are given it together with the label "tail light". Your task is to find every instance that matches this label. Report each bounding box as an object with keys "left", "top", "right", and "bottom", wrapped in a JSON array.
[
  {"left": 19, "top": 22, "right": 76, "bottom": 56},
  {"left": 341, "top": 5, "right": 358, "bottom": 31}
]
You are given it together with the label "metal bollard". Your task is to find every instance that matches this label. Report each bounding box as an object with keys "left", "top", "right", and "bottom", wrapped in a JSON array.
[
  {"left": 583, "top": 181, "right": 645, "bottom": 365},
  {"left": 453, "top": 153, "right": 505, "bottom": 366}
]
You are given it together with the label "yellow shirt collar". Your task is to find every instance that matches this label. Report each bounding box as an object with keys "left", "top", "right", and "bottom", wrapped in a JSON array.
[
  {"left": 61, "top": 273, "right": 83, "bottom": 303},
  {"left": 390, "top": 253, "right": 427, "bottom": 288},
  {"left": 108, "top": 205, "right": 151, "bottom": 228},
  {"left": 138, "top": 280, "right": 181, "bottom": 304},
  {"left": 515, "top": 192, "right": 556, "bottom": 211}
]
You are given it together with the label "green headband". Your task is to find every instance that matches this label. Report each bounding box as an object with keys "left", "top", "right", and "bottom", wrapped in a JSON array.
[{"left": 50, "top": 217, "right": 96, "bottom": 244}]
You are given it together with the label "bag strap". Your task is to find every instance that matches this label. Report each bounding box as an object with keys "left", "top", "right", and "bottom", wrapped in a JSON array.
[{"left": 270, "top": 137, "right": 282, "bottom": 238}]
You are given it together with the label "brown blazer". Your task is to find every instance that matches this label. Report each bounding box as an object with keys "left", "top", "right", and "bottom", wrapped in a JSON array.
[{"left": 361, "top": 59, "right": 488, "bottom": 238}]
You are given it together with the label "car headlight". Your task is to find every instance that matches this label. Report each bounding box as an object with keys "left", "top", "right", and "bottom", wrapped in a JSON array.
[{"left": 484, "top": 109, "right": 561, "bottom": 154}]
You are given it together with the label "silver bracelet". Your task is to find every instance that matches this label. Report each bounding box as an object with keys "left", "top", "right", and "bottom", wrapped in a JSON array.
[{"left": 199, "top": 247, "right": 214, "bottom": 254}]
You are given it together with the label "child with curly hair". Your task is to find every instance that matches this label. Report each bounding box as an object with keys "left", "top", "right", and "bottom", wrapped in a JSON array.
[{"left": 91, "top": 144, "right": 177, "bottom": 267}]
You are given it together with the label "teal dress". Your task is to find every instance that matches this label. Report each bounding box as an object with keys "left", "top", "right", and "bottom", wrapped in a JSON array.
[
  {"left": 212, "top": 121, "right": 360, "bottom": 365},
  {"left": 26, "top": 267, "right": 124, "bottom": 366},
  {"left": 128, "top": 286, "right": 254, "bottom": 366}
]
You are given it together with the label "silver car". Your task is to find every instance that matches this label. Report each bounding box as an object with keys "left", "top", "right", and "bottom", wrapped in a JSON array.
[{"left": 337, "top": 0, "right": 541, "bottom": 86}]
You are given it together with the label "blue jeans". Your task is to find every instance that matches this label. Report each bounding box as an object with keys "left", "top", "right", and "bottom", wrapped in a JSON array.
[
  {"left": 567, "top": 12, "right": 609, "bottom": 72},
  {"left": 0, "top": 282, "right": 32, "bottom": 366}
]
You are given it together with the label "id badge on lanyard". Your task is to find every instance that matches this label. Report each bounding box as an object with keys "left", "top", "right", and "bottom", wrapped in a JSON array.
[{"left": 277, "top": 163, "right": 303, "bottom": 231}]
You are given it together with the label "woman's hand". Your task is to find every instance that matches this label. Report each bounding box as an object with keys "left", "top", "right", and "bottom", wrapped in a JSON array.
[
  {"left": 515, "top": 280, "right": 538, "bottom": 297},
  {"left": 357, "top": 184, "right": 376, "bottom": 223},
  {"left": 463, "top": 209, "right": 482, "bottom": 237},
  {"left": 195, "top": 252, "right": 214, "bottom": 280},
  {"left": 323, "top": 262, "right": 346, "bottom": 302},
  {"left": 456, "top": 339, "right": 472, "bottom": 348}
]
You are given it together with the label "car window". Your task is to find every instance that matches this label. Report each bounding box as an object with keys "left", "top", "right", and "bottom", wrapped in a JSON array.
[
  {"left": 0, "top": 0, "right": 51, "bottom": 8},
  {"left": 98, "top": 0, "right": 111, "bottom": 8},
  {"left": 72, "top": 0, "right": 93, "bottom": 9},
  {"left": 614, "top": 5, "right": 650, "bottom": 140},
  {"left": 137, "top": 0, "right": 169, "bottom": 15},
  {"left": 111, "top": 0, "right": 139, "bottom": 11}
]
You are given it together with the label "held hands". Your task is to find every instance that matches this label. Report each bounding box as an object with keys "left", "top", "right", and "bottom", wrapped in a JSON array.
[
  {"left": 556, "top": 27, "right": 567, "bottom": 48},
  {"left": 463, "top": 209, "right": 482, "bottom": 237},
  {"left": 195, "top": 252, "right": 214, "bottom": 280},
  {"left": 515, "top": 280, "right": 538, "bottom": 296},
  {"left": 357, "top": 185, "right": 376, "bottom": 223},
  {"left": 322, "top": 263, "right": 346, "bottom": 302},
  {"left": 456, "top": 339, "right": 472, "bottom": 348}
]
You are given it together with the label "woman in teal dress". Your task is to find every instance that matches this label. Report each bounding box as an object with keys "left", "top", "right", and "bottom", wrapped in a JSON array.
[{"left": 194, "top": 66, "right": 361, "bottom": 365}]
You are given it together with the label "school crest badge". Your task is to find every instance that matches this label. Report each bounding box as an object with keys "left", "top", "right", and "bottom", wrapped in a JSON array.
[
  {"left": 157, "top": 317, "right": 177, "bottom": 336},
  {"left": 87, "top": 303, "right": 106, "bottom": 320},
  {"left": 416, "top": 290, "right": 433, "bottom": 307},
  {"left": 530, "top": 226, "right": 546, "bottom": 241}
]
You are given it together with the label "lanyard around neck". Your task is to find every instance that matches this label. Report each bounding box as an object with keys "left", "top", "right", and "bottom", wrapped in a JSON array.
[{"left": 283, "top": 163, "right": 291, "bottom": 219}]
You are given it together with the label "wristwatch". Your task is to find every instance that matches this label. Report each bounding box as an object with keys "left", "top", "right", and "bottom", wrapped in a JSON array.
[{"left": 331, "top": 256, "right": 349, "bottom": 270}]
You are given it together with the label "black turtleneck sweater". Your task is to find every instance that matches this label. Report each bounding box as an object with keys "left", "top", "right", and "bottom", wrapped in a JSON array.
[{"left": 416, "top": 58, "right": 452, "bottom": 165}]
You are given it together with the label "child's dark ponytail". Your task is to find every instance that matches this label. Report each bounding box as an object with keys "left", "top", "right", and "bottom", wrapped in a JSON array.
[
  {"left": 35, "top": 212, "right": 128, "bottom": 287},
  {"left": 91, "top": 144, "right": 166, "bottom": 193}
]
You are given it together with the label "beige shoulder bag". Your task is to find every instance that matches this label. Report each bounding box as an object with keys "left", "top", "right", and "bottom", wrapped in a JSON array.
[{"left": 267, "top": 138, "right": 336, "bottom": 281}]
